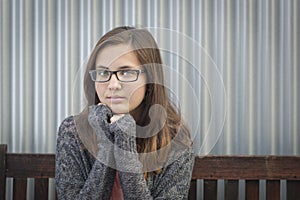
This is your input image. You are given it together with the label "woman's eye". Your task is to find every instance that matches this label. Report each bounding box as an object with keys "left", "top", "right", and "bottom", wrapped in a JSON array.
[
  {"left": 120, "top": 70, "right": 135, "bottom": 76},
  {"left": 98, "top": 70, "right": 109, "bottom": 76}
]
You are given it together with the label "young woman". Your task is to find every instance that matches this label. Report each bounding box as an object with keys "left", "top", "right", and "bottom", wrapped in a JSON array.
[{"left": 55, "top": 26, "right": 194, "bottom": 199}]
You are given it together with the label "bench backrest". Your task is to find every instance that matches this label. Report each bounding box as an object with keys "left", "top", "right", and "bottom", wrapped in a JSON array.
[
  {"left": 0, "top": 144, "right": 56, "bottom": 200},
  {"left": 1, "top": 144, "right": 300, "bottom": 200},
  {"left": 188, "top": 155, "right": 300, "bottom": 200}
]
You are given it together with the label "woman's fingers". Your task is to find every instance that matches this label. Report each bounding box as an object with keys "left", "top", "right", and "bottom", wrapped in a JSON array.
[{"left": 110, "top": 114, "right": 125, "bottom": 123}]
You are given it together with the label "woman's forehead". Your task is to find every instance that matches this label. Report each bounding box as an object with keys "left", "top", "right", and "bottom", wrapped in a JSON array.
[{"left": 95, "top": 45, "right": 140, "bottom": 69}]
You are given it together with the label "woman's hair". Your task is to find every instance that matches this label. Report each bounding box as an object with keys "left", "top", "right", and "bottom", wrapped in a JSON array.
[{"left": 77, "top": 26, "right": 191, "bottom": 177}]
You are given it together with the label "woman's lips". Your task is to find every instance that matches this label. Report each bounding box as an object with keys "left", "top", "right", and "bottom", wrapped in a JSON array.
[{"left": 106, "top": 96, "right": 125, "bottom": 104}]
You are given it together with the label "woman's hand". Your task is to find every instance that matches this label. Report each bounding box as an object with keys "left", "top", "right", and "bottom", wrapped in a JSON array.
[
  {"left": 109, "top": 114, "right": 143, "bottom": 173},
  {"left": 110, "top": 114, "right": 136, "bottom": 149},
  {"left": 88, "top": 103, "right": 114, "bottom": 143},
  {"left": 110, "top": 114, "right": 125, "bottom": 123},
  {"left": 88, "top": 103, "right": 115, "bottom": 167}
]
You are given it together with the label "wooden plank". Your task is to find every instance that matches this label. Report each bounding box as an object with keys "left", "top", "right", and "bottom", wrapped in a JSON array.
[
  {"left": 34, "top": 178, "right": 49, "bottom": 200},
  {"left": 192, "top": 156, "right": 300, "bottom": 180},
  {"left": 224, "top": 180, "right": 238, "bottom": 200},
  {"left": 188, "top": 179, "right": 197, "bottom": 200},
  {"left": 0, "top": 144, "right": 7, "bottom": 200},
  {"left": 287, "top": 180, "right": 300, "bottom": 199},
  {"left": 203, "top": 180, "right": 217, "bottom": 200},
  {"left": 245, "top": 180, "right": 259, "bottom": 200},
  {"left": 13, "top": 178, "right": 27, "bottom": 200},
  {"left": 266, "top": 180, "right": 280, "bottom": 200},
  {"left": 6, "top": 153, "right": 55, "bottom": 178}
]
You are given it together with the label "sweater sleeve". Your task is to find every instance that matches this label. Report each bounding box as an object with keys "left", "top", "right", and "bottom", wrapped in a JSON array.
[
  {"left": 111, "top": 115, "right": 154, "bottom": 199},
  {"left": 151, "top": 148, "right": 195, "bottom": 199},
  {"left": 111, "top": 114, "right": 195, "bottom": 199},
  {"left": 55, "top": 116, "right": 116, "bottom": 200},
  {"left": 117, "top": 147, "right": 195, "bottom": 200}
]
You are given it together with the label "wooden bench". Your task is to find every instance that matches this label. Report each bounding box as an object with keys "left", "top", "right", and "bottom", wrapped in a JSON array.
[
  {"left": 0, "top": 144, "right": 56, "bottom": 200},
  {"left": 188, "top": 155, "right": 300, "bottom": 200},
  {"left": 1, "top": 144, "right": 300, "bottom": 200}
]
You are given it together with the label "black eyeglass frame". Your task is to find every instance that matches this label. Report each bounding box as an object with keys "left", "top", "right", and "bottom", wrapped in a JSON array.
[{"left": 89, "top": 69, "right": 145, "bottom": 82}]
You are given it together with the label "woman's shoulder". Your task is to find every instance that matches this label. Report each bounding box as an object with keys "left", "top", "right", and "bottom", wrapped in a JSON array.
[
  {"left": 57, "top": 114, "right": 92, "bottom": 146},
  {"left": 58, "top": 116, "right": 77, "bottom": 134},
  {"left": 57, "top": 116, "right": 82, "bottom": 143}
]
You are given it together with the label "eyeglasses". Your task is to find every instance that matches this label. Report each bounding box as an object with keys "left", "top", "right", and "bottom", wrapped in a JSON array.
[{"left": 89, "top": 69, "right": 145, "bottom": 82}]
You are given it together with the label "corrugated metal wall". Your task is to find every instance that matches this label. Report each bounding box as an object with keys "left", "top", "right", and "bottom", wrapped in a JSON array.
[
  {"left": 1, "top": 0, "right": 299, "bottom": 199},
  {"left": 1, "top": 0, "right": 299, "bottom": 154}
]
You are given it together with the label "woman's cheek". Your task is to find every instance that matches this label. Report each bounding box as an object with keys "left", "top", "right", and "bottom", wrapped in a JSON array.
[
  {"left": 95, "top": 84, "right": 105, "bottom": 103},
  {"left": 128, "top": 85, "right": 146, "bottom": 109}
]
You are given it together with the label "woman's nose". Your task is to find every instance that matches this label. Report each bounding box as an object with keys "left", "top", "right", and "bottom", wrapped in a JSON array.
[{"left": 107, "top": 74, "right": 122, "bottom": 90}]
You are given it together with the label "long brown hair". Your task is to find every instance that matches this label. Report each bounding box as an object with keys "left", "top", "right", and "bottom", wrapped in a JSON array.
[{"left": 76, "top": 26, "right": 191, "bottom": 178}]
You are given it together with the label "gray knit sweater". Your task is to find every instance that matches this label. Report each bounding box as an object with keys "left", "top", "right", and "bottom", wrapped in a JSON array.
[{"left": 55, "top": 113, "right": 195, "bottom": 199}]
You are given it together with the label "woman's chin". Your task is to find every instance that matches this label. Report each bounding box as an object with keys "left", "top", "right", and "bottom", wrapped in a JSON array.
[{"left": 109, "top": 105, "right": 130, "bottom": 114}]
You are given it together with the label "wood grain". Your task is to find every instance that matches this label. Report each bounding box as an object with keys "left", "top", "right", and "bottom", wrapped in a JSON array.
[{"left": 192, "top": 155, "right": 300, "bottom": 180}]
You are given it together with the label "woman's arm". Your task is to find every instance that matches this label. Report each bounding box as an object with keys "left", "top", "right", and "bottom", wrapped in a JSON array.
[
  {"left": 110, "top": 114, "right": 195, "bottom": 199},
  {"left": 55, "top": 116, "right": 116, "bottom": 200},
  {"left": 149, "top": 148, "right": 195, "bottom": 199},
  {"left": 116, "top": 147, "right": 194, "bottom": 199}
]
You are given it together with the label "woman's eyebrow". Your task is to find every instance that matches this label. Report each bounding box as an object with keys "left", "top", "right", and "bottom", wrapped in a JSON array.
[
  {"left": 95, "top": 65, "right": 136, "bottom": 70},
  {"left": 95, "top": 65, "right": 108, "bottom": 69},
  {"left": 118, "top": 65, "right": 134, "bottom": 69}
]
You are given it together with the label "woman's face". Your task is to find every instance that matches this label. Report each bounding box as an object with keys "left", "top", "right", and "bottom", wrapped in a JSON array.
[{"left": 95, "top": 44, "right": 147, "bottom": 114}]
